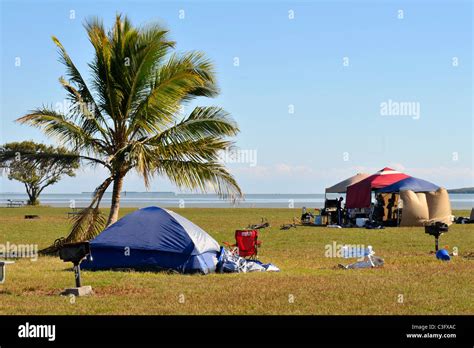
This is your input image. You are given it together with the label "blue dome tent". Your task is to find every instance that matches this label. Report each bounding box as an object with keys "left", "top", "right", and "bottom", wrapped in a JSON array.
[{"left": 81, "top": 207, "right": 220, "bottom": 274}]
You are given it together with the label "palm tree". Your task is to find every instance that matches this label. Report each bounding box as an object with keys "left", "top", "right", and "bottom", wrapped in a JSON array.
[{"left": 17, "top": 14, "right": 242, "bottom": 246}]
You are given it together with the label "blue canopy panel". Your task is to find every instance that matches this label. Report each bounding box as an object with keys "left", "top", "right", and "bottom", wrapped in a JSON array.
[
  {"left": 81, "top": 206, "right": 220, "bottom": 274},
  {"left": 375, "top": 176, "right": 439, "bottom": 193}
]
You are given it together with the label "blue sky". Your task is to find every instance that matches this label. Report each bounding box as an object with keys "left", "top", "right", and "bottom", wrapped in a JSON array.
[{"left": 1, "top": 0, "right": 472, "bottom": 194}]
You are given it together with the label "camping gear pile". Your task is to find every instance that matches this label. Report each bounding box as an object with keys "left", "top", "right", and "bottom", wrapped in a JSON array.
[
  {"left": 337, "top": 245, "right": 384, "bottom": 269},
  {"left": 454, "top": 208, "right": 474, "bottom": 224},
  {"left": 217, "top": 247, "right": 280, "bottom": 273}
]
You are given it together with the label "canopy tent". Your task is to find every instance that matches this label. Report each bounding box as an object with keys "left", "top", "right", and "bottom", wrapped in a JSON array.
[
  {"left": 346, "top": 167, "right": 410, "bottom": 209},
  {"left": 81, "top": 206, "right": 220, "bottom": 274},
  {"left": 375, "top": 176, "right": 439, "bottom": 193},
  {"left": 325, "top": 173, "right": 370, "bottom": 194}
]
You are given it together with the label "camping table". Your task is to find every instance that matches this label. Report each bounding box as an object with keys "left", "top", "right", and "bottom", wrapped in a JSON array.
[{"left": 7, "top": 200, "right": 25, "bottom": 207}]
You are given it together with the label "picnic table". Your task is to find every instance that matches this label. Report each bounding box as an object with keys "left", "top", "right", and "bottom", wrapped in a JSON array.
[
  {"left": 67, "top": 207, "right": 84, "bottom": 217},
  {"left": 67, "top": 208, "right": 102, "bottom": 217},
  {"left": 6, "top": 199, "right": 25, "bottom": 208}
]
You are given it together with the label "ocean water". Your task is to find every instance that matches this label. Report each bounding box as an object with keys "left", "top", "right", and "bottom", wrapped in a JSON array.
[{"left": 0, "top": 192, "right": 472, "bottom": 210}]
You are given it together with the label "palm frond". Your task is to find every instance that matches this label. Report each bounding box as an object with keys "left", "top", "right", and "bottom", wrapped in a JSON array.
[
  {"left": 16, "top": 108, "right": 108, "bottom": 156},
  {"left": 58, "top": 77, "right": 113, "bottom": 148},
  {"left": 85, "top": 17, "right": 120, "bottom": 123},
  {"left": 155, "top": 159, "right": 242, "bottom": 198},
  {"left": 66, "top": 176, "right": 113, "bottom": 242},
  {"left": 52, "top": 35, "right": 109, "bottom": 128},
  {"left": 149, "top": 136, "right": 233, "bottom": 163},
  {"left": 150, "top": 106, "right": 239, "bottom": 145},
  {"left": 42, "top": 176, "right": 114, "bottom": 255},
  {"left": 128, "top": 52, "right": 220, "bottom": 139},
  {"left": 67, "top": 206, "right": 106, "bottom": 243},
  {"left": 123, "top": 105, "right": 240, "bottom": 192},
  {"left": 121, "top": 22, "right": 174, "bottom": 120}
]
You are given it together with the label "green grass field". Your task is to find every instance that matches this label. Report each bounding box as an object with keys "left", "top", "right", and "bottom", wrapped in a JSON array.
[{"left": 0, "top": 207, "right": 473, "bottom": 315}]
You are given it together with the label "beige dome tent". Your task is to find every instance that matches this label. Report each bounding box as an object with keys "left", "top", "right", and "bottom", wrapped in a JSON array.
[{"left": 325, "top": 173, "right": 370, "bottom": 194}]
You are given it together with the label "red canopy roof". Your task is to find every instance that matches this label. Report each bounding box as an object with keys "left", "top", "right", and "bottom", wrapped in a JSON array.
[{"left": 345, "top": 167, "right": 410, "bottom": 208}]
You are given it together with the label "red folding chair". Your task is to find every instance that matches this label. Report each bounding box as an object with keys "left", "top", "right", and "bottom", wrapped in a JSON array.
[{"left": 224, "top": 229, "right": 262, "bottom": 259}]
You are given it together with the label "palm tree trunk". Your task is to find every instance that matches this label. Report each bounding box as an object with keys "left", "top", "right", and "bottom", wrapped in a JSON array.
[{"left": 106, "top": 173, "right": 125, "bottom": 226}]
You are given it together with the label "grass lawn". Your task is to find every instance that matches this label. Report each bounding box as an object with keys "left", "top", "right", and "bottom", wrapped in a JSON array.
[{"left": 0, "top": 207, "right": 473, "bottom": 315}]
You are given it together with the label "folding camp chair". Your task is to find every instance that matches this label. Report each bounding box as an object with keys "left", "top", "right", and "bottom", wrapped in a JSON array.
[{"left": 223, "top": 229, "right": 261, "bottom": 259}]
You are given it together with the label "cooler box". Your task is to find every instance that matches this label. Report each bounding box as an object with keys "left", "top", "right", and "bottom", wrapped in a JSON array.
[
  {"left": 356, "top": 218, "right": 368, "bottom": 227},
  {"left": 314, "top": 215, "right": 322, "bottom": 225}
]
